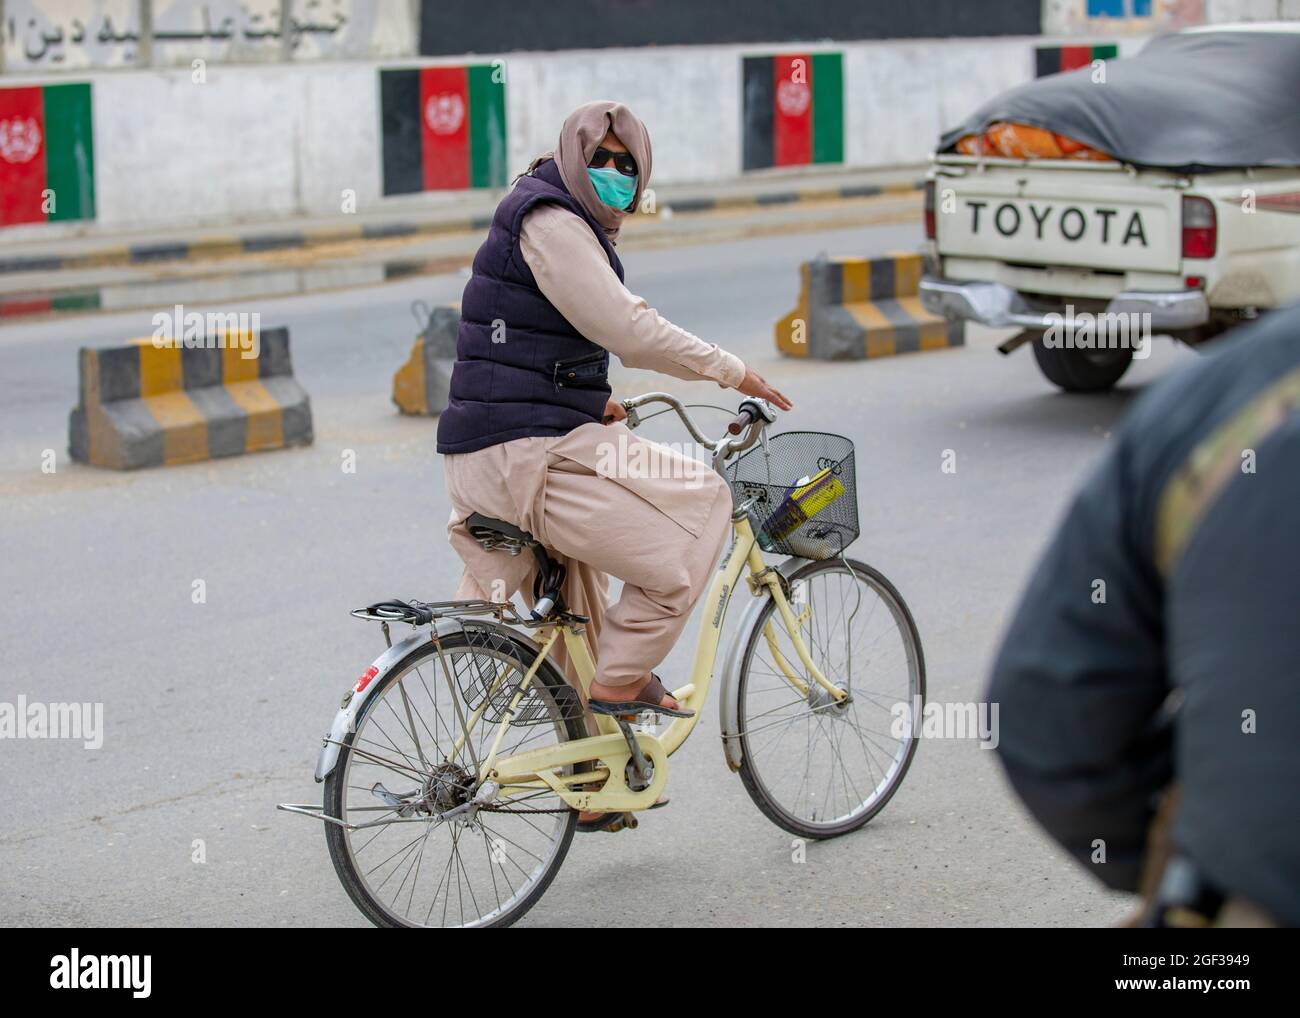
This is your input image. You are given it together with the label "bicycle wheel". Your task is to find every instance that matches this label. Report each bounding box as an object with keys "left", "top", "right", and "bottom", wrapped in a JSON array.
[
  {"left": 323, "top": 625, "right": 588, "bottom": 928},
  {"left": 736, "top": 557, "right": 925, "bottom": 839}
]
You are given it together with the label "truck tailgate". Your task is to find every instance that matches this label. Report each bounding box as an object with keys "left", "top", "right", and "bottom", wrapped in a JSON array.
[{"left": 935, "top": 165, "right": 1183, "bottom": 274}]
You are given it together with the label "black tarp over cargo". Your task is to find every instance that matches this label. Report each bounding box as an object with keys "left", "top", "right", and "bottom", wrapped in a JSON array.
[{"left": 939, "top": 30, "right": 1300, "bottom": 173}]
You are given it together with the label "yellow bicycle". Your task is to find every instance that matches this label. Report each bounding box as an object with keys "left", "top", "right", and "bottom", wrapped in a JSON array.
[{"left": 279, "top": 393, "right": 925, "bottom": 927}]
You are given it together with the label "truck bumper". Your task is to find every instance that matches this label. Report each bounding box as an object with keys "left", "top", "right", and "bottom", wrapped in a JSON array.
[{"left": 918, "top": 276, "right": 1210, "bottom": 332}]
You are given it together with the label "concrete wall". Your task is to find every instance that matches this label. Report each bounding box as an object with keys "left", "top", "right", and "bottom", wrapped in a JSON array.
[
  {"left": 503, "top": 46, "right": 743, "bottom": 191},
  {"left": 845, "top": 38, "right": 1031, "bottom": 169},
  {"left": 98, "top": 66, "right": 304, "bottom": 227},
  {"left": 2, "top": 33, "right": 1139, "bottom": 242}
]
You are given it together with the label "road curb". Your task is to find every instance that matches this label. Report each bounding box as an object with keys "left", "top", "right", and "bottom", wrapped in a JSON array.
[
  {"left": 666, "top": 178, "right": 922, "bottom": 214},
  {"left": 2, "top": 179, "right": 923, "bottom": 277},
  {"left": 1, "top": 217, "right": 495, "bottom": 277}
]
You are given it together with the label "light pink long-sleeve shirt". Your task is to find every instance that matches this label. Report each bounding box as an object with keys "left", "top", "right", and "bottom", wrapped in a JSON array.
[
  {"left": 518, "top": 204, "right": 746, "bottom": 388},
  {"left": 445, "top": 203, "right": 742, "bottom": 686}
]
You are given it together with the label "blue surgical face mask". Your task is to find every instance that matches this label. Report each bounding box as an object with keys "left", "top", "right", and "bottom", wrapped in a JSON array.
[{"left": 587, "top": 167, "right": 638, "bottom": 211}]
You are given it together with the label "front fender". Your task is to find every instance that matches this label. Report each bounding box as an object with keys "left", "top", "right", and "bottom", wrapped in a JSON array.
[{"left": 717, "top": 557, "right": 810, "bottom": 772}]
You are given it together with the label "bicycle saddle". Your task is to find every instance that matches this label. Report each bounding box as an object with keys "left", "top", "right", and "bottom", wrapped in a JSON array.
[{"left": 465, "top": 513, "right": 535, "bottom": 552}]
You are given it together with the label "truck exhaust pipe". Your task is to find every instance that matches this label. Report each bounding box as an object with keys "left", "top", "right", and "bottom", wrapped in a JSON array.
[{"left": 997, "top": 329, "right": 1040, "bottom": 356}]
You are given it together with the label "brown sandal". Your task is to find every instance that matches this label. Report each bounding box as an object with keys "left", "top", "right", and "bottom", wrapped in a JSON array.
[
  {"left": 576, "top": 796, "right": 670, "bottom": 833},
  {"left": 588, "top": 674, "right": 694, "bottom": 718}
]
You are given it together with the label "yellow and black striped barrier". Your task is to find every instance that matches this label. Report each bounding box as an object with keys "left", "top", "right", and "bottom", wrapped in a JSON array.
[
  {"left": 393, "top": 304, "right": 458, "bottom": 416},
  {"left": 68, "top": 328, "right": 312, "bottom": 469},
  {"left": 776, "top": 252, "right": 963, "bottom": 361}
]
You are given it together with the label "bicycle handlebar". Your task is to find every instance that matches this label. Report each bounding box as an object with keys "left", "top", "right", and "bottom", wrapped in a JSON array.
[
  {"left": 620, "top": 392, "right": 718, "bottom": 447},
  {"left": 726, "top": 407, "right": 756, "bottom": 435},
  {"left": 620, "top": 392, "right": 776, "bottom": 468}
]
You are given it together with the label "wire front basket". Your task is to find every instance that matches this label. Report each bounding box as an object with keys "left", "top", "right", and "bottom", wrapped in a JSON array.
[{"left": 724, "top": 431, "right": 859, "bottom": 561}]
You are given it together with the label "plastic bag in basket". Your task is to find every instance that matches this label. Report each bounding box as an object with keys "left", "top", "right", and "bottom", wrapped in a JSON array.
[{"left": 757, "top": 466, "right": 847, "bottom": 550}]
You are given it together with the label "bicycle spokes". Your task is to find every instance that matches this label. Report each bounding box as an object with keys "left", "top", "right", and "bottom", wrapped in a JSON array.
[
  {"left": 330, "top": 635, "right": 580, "bottom": 927},
  {"left": 737, "top": 560, "right": 923, "bottom": 835}
]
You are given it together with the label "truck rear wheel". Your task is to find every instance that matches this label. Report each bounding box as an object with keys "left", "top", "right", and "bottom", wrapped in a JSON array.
[{"left": 1031, "top": 338, "right": 1133, "bottom": 392}]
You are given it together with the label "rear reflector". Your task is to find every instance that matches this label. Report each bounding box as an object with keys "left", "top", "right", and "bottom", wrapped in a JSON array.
[
  {"left": 1182, "top": 196, "right": 1217, "bottom": 259},
  {"left": 924, "top": 180, "right": 936, "bottom": 239},
  {"left": 355, "top": 665, "right": 378, "bottom": 693}
]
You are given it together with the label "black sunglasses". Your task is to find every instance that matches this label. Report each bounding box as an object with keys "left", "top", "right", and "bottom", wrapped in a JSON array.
[{"left": 588, "top": 147, "right": 637, "bottom": 177}]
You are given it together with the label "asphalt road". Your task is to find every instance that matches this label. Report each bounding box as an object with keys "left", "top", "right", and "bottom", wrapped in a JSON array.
[{"left": 0, "top": 209, "right": 1198, "bottom": 927}]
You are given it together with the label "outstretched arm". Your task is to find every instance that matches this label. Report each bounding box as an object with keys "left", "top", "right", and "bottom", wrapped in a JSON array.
[{"left": 520, "top": 205, "right": 790, "bottom": 410}]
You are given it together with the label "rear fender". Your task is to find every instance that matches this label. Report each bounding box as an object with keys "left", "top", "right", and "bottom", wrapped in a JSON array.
[{"left": 314, "top": 618, "right": 548, "bottom": 782}]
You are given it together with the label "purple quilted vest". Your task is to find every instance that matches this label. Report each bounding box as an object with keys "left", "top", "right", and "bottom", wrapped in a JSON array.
[{"left": 436, "top": 159, "right": 624, "bottom": 454}]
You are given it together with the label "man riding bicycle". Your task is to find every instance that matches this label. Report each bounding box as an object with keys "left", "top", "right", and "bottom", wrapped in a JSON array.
[{"left": 435, "top": 101, "right": 791, "bottom": 827}]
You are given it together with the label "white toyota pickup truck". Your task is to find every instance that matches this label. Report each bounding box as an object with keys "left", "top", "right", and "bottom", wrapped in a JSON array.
[{"left": 920, "top": 24, "right": 1300, "bottom": 392}]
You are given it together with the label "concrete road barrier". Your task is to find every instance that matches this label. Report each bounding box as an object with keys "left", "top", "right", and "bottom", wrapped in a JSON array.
[
  {"left": 393, "top": 303, "right": 458, "bottom": 416},
  {"left": 776, "top": 253, "right": 963, "bottom": 361},
  {"left": 69, "top": 328, "right": 312, "bottom": 469}
]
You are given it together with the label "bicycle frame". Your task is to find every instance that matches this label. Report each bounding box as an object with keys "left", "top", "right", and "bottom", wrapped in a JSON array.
[{"left": 479, "top": 512, "right": 848, "bottom": 815}]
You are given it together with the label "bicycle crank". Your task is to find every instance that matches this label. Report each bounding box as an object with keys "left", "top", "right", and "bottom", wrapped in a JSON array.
[{"left": 614, "top": 716, "right": 655, "bottom": 792}]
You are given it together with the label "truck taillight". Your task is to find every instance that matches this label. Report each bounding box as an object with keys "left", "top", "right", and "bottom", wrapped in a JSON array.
[
  {"left": 1182, "top": 196, "right": 1217, "bottom": 259},
  {"left": 924, "top": 180, "right": 936, "bottom": 240}
]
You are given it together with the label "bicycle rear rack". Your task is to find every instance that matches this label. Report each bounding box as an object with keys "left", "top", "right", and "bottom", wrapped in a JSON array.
[{"left": 351, "top": 598, "right": 587, "bottom": 633}]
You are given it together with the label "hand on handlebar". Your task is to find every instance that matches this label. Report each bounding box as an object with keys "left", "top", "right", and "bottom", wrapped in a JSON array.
[
  {"left": 733, "top": 364, "right": 793, "bottom": 412},
  {"left": 602, "top": 398, "right": 628, "bottom": 424}
]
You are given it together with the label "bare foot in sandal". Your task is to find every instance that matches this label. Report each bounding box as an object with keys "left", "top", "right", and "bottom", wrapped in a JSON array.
[
  {"left": 578, "top": 795, "right": 669, "bottom": 829},
  {"left": 588, "top": 673, "right": 692, "bottom": 717}
]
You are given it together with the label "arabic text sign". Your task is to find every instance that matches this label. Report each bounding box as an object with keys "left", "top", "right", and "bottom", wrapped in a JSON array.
[
  {"left": 4, "top": 0, "right": 143, "bottom": 70},
  {"left": 150, "top": 0, "right": 334, "bottom": 67},
  {"left": 3, "top": 0, "right": 398, "bottom": 71}
]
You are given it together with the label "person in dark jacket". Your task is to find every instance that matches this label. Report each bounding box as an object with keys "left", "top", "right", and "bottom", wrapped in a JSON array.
[{"left": 987, "top": 303, "right": 1300, "bottom": 927}]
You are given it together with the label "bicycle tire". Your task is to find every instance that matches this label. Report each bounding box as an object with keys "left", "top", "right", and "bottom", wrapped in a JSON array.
[
  {"left": 324, "top": 626, "right": 588, "bottom": 928},
  {"left": 736, "top": 557, "right": 925, "bottom": 840}
]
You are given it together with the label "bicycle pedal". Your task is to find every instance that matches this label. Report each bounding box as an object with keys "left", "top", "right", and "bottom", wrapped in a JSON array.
[{"left": 607, "top": 813, "right": 638, "bottom": 833}]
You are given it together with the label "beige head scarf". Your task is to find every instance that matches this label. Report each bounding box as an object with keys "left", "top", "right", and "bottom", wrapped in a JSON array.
[{"left": 525, "top": 101, "right": 652, "bottom": 244}]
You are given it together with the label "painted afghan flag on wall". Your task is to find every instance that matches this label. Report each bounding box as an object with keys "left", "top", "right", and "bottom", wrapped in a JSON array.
[
  {"left": 1035, "top": 43, "right": 1118, "bottom": 77},
  {"left": 380, "top": 66, "right": 506, "bottom": 194},
  {"left": 742, "top": 53, "right": 843, "bottom": 171},
  {"left": 0, "top": 83, "right": 95, "bottom": 227}
]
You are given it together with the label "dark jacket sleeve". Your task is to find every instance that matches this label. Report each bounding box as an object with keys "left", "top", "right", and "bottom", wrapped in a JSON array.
[{"left": 986, "top": 435, "right": 1174, "bottom": 891}]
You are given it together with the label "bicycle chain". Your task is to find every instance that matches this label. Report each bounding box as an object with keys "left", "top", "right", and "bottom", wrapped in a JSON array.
[{"left": 479, "top": 804, "right": 572, "bottom": 814}]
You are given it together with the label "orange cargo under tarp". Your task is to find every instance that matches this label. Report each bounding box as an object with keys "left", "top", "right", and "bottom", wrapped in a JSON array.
[{"left": 954, "top": 122, "right": 1114, "bottom": 161}]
